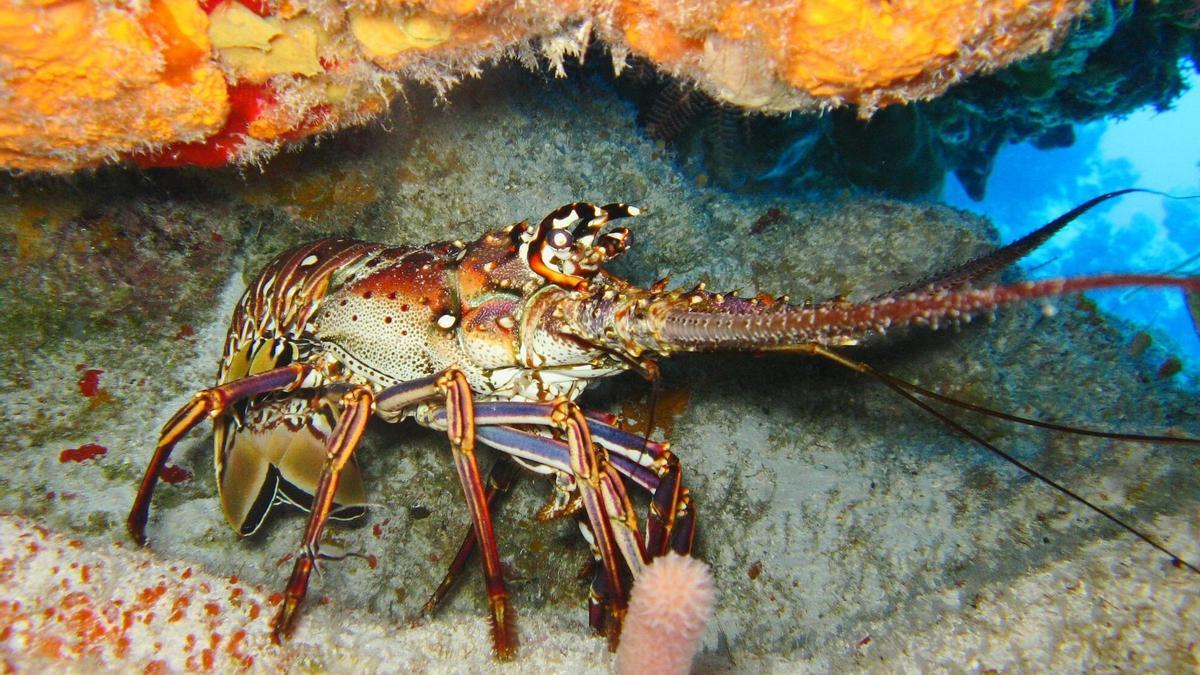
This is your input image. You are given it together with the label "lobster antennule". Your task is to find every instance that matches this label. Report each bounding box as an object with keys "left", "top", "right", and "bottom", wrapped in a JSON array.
[{"left": 600, "top": 274, "right": 1200, "bottom": 355}]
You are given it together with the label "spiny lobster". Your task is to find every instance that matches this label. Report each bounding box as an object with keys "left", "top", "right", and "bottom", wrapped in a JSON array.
[{"left": 127, "top": 189, "right": 1200, "bottom": 659}]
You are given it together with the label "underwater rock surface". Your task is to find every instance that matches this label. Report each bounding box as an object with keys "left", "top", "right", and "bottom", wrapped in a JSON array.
[{"left": 0, "top": 67, "right": 1197, "bottom": 671}]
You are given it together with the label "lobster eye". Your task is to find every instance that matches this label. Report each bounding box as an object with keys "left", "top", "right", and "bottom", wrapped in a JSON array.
[
  {"left": 547, "top": 229, "right": 574, "bottom": 254},
  {"left": 527, "top": 202, "right": 641, "bottom": 289}
]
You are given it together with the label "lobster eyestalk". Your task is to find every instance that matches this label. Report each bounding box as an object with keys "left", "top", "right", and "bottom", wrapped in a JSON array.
[{"left": 566, "top": 274, "right": 1200, "bottom": 358}]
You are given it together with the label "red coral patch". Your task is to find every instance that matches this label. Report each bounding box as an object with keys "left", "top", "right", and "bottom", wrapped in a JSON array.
[
  {"left": 160, "top": 465, "right": 192, "bottom": 485},
  {"left": 77, "top": 369, "right": 102, "bottom": 397},
  {"left": 59, "top": 443, "right": 107, "bottom": 463}
]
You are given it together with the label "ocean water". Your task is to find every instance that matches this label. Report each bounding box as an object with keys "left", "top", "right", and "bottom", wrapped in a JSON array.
[{"left": 944, "top": 69, "right": 1200, "bottom": 380}]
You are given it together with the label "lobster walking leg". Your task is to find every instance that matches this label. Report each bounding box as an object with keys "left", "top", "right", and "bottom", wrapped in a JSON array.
[
  {"left": 468, "top": 403, "right": 694, "bottom": 559},
  {"left": 420, "top": 460, "right": 519, "bottom": 618},
  {"left": 440, "top": 371, "right": 518, "bottom": 659},
  {"left": 423, "top": 397, "right": 643, "bottom": 649},
  {"left": 577, "top": 412, "right": 696, "bottom": 556},
  {"left": 430, "top": 402, "right": 694, "bottom": 645},
  {"left": 575, "top": 419, "right": 696, "bottom": 633},
  {"left": 575, "top": 418, "right": 697, "bottom": 630},
  {"left": 449, "top": 405, "right": 697, "bottom": 562},
  {"left": 375, "top": 370, "right": 518, "bottom": 658},
  {"left": 553, "top": 400, "right": 644, "bottom": 646},
  {"left": 128, "top": 363, "right": 317, "bottom": 545},
  {"left": 273, "top": 384, "right": 375, "bottom": 641},
  {"left": 438, "top": 404, "right": 652, "bottom": 575},
  {"left": 650, "top": 465, "right": 696, "bottom": 556}
]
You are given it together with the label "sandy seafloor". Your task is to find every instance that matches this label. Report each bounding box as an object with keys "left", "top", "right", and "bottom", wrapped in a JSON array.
[{"left": 1, "top": 65, "right": 1198, "bottom": 672}]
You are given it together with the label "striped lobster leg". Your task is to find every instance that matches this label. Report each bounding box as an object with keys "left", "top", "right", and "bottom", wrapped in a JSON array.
[
  {"left": 374, "top": 370, "right": 520, "bottom": 659},
  {"left": 419, "top": 401, "right": 697, "bottom": 644},
  {"left": 272, "top": 384, "right": 375, "bottom": 641},
  {"left": 127, "top": 363, "right": 319, "bottom": 546}
]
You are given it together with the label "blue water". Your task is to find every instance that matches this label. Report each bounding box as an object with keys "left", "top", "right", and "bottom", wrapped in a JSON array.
[{"left": 943, "top": 70, "right": 1200, "bottom": 380}]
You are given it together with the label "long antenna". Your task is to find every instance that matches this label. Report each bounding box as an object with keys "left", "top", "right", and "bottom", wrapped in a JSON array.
[
  {"left": 810, "top": 344, "right": 1200, "bottom": 575},
  {"left": 871, "top": 371, "right": 1200, "bottom": 447}
]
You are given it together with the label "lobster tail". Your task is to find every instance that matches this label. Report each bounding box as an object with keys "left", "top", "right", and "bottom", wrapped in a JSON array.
[{"left": 581, "top": 275, "right": 1199, "bottom": 356}]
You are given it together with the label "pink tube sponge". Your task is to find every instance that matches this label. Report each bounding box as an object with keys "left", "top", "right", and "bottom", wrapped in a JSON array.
[{"left": 617, "top": 553, "right": 716, "bottom": 675}]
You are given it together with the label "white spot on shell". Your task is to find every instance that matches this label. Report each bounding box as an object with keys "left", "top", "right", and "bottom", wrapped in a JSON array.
[
  {"left": 300, "top": 254, "right": 319, "bottom": 266},
  {"left": 497, "top": 316, "right": 515, "bottom": 329},
  {"left": 437, "top": 314, "right": 457, "bottom": 329}
]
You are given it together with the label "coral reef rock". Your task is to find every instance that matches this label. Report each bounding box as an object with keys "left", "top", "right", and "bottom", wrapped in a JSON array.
[{"left": 1, "top": 0, "right": 1090, "bottom": 171}]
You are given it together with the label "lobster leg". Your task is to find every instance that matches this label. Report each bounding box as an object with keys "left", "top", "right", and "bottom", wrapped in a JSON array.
[
  {"left": 653, "top": 465, "right": 697, "bottom": 557},
  {"left": 423, "top": 403, "right": 698, "bottom": 645},
  {"left": 439, "top": 404, "right": 651, "bottom": 576},
  {"left": 376, "top": 370, "right": 518, "bottom": 659},
  {"left": 474, "top": 419, "right": 697, "bottom": 636},
  {"left": 575, "top": 483, "right": 696, "bottom": 638},
  {"left": 440, "top": 371, "right": 518, "bottom": 659},
  {"left": 128, "top": 363, "right": 317, "bottom": 545},
  {"left": 273, "top": 384, "right": 374, "bottom": 642},
  {"left": 587, "top": 551, "right": 614, "bottom": 635},
  {"left": 468, "top": 403, "right": 694, "bottom": 558},
  {"left": 576, "top": 412, "right": 696, "bottom": 556},
  {"left": 420, "top": 460, "right": 519, "bottom": 617},
  {"left": 554, "top": 400, "right": 643, "bottom": 647},
  {"left": 447, "top": 404, "right": 697, "bottom": 560},
  {"left": 572, "top": 421, "right": 695, "bottom": 633},
  {"left": 447, "top": 403, "right": 704, "bottom": 645},
  {"left": 582, "top": 467, "right": 695, "bottom": 634}
]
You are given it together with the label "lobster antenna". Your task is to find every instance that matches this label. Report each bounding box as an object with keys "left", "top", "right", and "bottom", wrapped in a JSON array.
[
  {"left": 877, "top": 188, "right": 1200, "bottom": 300},
  {"left": 871, "top": 372, "right": 1200, "bottom": 447},
  {"left": 810, "top": 344, "right": 1200, "bottom": 575}
]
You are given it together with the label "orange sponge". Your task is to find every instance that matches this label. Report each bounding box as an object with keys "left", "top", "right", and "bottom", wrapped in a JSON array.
[
  {"left": 0, "top": 0, "right": 229, "bottom": 171},
  {"left": 614, "top": 0, "right": 1089, "bottom": 111},
  {"left": 0, "top": 0, "right": 1088, "bottom": 171}
]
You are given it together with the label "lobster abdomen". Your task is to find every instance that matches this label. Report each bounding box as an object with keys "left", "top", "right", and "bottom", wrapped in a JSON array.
[{"left": 214, "top": 238, "right": 383, "bottom": 534}]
